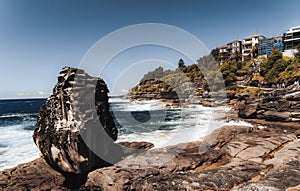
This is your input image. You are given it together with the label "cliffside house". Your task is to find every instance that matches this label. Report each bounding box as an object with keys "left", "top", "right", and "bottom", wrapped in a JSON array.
[
  {"left": 218, "top": 40, "right": 242, "bottom": 64},
  {"left": 242, "top": 34, "right": 266, "bottom": 62},
  {"left": 283, "top": 26, "right": 300, "bottom": 57}
]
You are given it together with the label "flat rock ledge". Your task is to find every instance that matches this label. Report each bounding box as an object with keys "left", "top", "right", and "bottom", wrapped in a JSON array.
[{"left": 1, "top": 122, "right": 300, "bottom": 190}]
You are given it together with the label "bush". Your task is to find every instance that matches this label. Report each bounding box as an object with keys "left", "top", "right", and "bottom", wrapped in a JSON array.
[
  {"left": 240, "top": 87, "right": 263, "bottom": 95},
  {"left": 236, "top": 69, "right": 251, "bottom": 76}
]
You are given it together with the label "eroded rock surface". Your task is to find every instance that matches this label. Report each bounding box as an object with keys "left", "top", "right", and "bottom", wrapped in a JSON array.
[
  {"left": 0, "top": 158, "right": 65, "bottom": 190},
  {"left": 33, "top": 66, "right": 121, "bottom": 188},
  {"left": 1, "top": 122, "right": 300, "bottom": 190},
  {"left": 82, "top": 123, "right": 300, "bottom": 190},
  {"left": 238, "top": 85, "right": 300, "bottom": 122}
]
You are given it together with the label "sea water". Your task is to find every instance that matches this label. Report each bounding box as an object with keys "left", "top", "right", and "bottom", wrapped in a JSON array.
[
  {"left": 0, "top": 99, "right": 44, "bottom": 170},
  {"left": 0, "top": 97, "right": 251, "bottom": 170}
]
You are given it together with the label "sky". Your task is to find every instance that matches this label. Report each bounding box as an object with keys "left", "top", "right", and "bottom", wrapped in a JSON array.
[{"left": 0, "top": 0, "right": 300, "bottom": 98}]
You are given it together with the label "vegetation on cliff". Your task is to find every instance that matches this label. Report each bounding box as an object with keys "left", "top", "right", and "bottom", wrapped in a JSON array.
[{"left": 131, "top": 47, "right": 300, "bottom": 99}]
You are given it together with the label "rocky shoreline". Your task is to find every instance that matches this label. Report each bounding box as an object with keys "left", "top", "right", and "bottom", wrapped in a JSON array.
[
  {"left": 237, "top": 84, "right": 300, "bottom": 122},
  {"left": 1, "top": 67, "right": 300, "bottom": 190},
  {"left": 1, "top": 120, "right": 300, "bottom": 190}
]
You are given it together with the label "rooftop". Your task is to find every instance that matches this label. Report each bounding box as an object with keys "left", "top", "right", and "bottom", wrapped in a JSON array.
[
  {"left": 228, "top": 40, "right": 241, "bottom": 44},
  {"left": 244, "top": 34, "right": 265, "bottom": 40},
  {"left": 286, "top": 26, "right": 300, "bottom": 34},
  {"left": 219, "top": 44, "right": 228, "bottom": 49}
]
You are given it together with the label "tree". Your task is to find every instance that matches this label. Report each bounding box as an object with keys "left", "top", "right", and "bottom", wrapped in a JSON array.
[
  {"left": 260, "top": 47, "right": 290, "bottom": 83},
  {"left": 220, "top": 61, "right": 237, "bottom": 87},
  {"left": 260, "top": 47, "right": 283, "bottom": 77},
  {"left": 210, "top": 48, "right": 220, "bottom": 62},
  {"left": 251, "top": 43, "right": 259, "bottom": 58},
  {"left": 178, "top": 58, "right": 185, "bottom": 67},
  {"left": 231, "top": 52, "right": 242, "bottom": 63},
  {"left": 294, "top": 44, "right": 300, "bottom": 61}
]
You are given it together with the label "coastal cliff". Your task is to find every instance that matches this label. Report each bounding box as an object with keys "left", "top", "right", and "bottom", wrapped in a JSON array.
[
  {"left": 1, "top": 66, "right": 300, "bottom": 190},
  {"left": 237, "top": 84, "right": 300, "bottom": 122}
]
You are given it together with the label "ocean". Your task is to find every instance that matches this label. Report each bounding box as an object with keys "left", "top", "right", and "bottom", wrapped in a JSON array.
[
  {"left": 0, "top": 98, "right": 45, "bottom": 170},
  {"left": 0, "top": 97, "right": 235, "bottom": 171}
]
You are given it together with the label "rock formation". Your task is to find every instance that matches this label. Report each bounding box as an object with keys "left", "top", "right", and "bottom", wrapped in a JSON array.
[
  {"left": 33, "top": 66, "right": 122, "bottom": 188},
  {"left": 2, "top": 121, "right": 300, "bottom": 190},
  {"left": 238, "top": 85, "right": 300, "bottom": 122},
  {"left": 2, "top": 67, "right": 300, "bottom": 190}
]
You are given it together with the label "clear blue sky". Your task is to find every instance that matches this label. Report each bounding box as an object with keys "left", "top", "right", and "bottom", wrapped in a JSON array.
[{"left": 0, "top": 0, "right": 300, "bottom": 98}]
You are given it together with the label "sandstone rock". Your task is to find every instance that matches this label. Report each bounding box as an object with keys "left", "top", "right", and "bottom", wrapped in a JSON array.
[
  {"left": 290, "top": 112, "right": 300, "bottom": 118},
  {"left": 118, "top": 141, "right": 154, "bottom": 156},
  {"left": 83, "top": 124, "right": 300, "bottom": 190},
  {"left": 2, "top": 122, "right": 300, "bottom": 190},
  {"left": 238, "top": 102, "right": 258, "bottom": 118},
  {"left": 263, "top": 111, "right": 291, "bottom": 122},
  {"left": 237, "top": 86, "right": 300, "bottom": 122},
  {"left": 0, "top": 158, "right": 65, "bottom": 190},
  {"left": 202, "top": 100, "right": 214, "bottom": 107},
  {"left": 33, "top": 66, "right": 122, "bottom": 188}
]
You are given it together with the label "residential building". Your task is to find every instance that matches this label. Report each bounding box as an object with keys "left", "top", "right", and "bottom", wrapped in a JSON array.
[
  {"left": 283, "top": 26, "right": 300, "bottom": 57},
  {"left": 242, "top": 34, "right": 265, "bottom": 62},
  {"left": 218, "top": 40, "right": 242, "bottom": 64},
  {"left": 228, "top": 40, "right": 242, "bottom": 62},
  {"left": 218, "top": 44, "right": 228, "bottom": 64},
  {"left": 258, "top": 36, "right": 283, "bottom": 57}
]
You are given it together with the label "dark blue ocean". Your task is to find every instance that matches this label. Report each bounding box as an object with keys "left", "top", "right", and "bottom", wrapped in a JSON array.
[
  {"left": 0, "top": 98, "right": 46, "bottom": 170},
  {"left": 0, "top": 97, "right": 230, "bottom": 170}
]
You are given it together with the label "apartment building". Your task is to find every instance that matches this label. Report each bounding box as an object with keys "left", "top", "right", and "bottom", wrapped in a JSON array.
[
  {"left": 283, "top": 26, "right": 300, "bottom": 57},
  {"left": 242, "top": 34, "right": 265, "bottom": 62},
  {"left": 258, "top": 36, "right": 283, "bottom": 57},
  {"left": 215, "top": 25, "right": 300, "bottom": 64},
  {"left": 218, "top": 40, "right": 242, "bottom": 64}
]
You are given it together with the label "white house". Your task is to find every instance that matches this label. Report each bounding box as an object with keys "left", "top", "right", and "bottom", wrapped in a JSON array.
[
  {"left": 283, "top": 26, "right": 300, "bottom": 57},
  {"left": 242, "top": 34, "right": 265, "bottom": 61}
]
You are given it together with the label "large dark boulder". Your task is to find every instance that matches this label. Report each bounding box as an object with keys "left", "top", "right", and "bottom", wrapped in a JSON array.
[
  {"left": 238, "top": 101, "right": 258, "bottom": 118},
  {"left": 263, "top": 111, "right": 291, "bottom": 122},
  {"left": 33, "top": 66, "right": 122, "bottom": 188}
]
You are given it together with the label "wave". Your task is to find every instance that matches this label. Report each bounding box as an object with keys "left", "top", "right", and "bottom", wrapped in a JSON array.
[
  {"left": 0, "top": 113, "right": 37, "bottom": 128},
  {"left": 0, "top": 113, "right": 37, "bottom": 119},
  {"left": 110, "top": 98, "right": 165, "bottom": 112},
  {"left": 0, "top": 97, "right": 231, "bottom": 170},
  {"left": 0, "top": 124, "right": 39, "bottom": 171},
  {"left": 115, "top": 102, "right": 226, "bottom": 148}
]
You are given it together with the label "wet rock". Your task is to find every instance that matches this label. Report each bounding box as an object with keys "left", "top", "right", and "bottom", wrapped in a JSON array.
[{"left": 118, "top": 141, "right": 154, "bottom": 156}]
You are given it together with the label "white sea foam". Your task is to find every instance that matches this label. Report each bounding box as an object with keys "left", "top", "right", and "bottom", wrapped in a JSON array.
[
  {"left": 222, "top": 120, "right": 253, "bottom": 127},
  {"left": 0, "top": 124, "right": 40, "bottom": 170},
  {"left": 0, "top": 113, "right": 35, "bottom": 119},
  {"left": 0, "top": 97, "right": 252, "bottom": 170},
  {"left": 110, "top": 98, "right": 165, "bottom": 112},
  {"left": 117, "top": 100, "right": 227, "bottom": 148}
]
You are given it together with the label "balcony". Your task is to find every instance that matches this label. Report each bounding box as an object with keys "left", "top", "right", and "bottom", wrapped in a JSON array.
[
  {"left": 284, "top": 37, "right": 300, "bottom": 42},
  {"left": 243, "top": 41, "right": 252, "bottom": 45}
]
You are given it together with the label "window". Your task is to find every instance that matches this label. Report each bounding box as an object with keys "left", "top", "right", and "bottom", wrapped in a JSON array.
[{"left": 292, "top": 27, "right": 300, "bottom": 31}]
